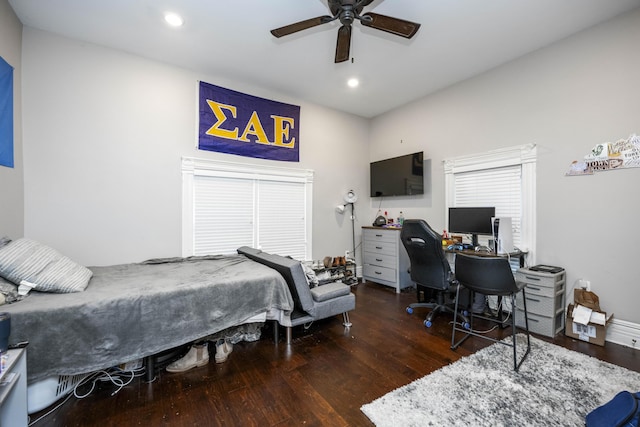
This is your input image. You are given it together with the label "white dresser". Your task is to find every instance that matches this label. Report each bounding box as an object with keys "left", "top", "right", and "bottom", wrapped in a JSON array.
[
  {"left": 515, "top": 267, "right": 566, "bottom": 338},
  {"left": 362, "top": 227, "right": 412, "bottom": 293}
]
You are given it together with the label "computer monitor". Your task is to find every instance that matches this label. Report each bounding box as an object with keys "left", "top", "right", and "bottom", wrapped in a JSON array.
[{"left": 448, "top": 207, "right": 496, "bottom": 247}]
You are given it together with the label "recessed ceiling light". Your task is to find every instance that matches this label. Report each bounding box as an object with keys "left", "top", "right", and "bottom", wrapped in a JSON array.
[
  {"left": 347, "top": 78, "right": 359, "bottom": 88},
  {"left": 164, "top": 12, "right": 184, "bottom": 27}
]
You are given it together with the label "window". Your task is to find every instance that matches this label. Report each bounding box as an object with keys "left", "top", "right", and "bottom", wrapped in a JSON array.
[
  {"left": 182, "top": 157, "right": 313, "bottom": 260},
  {"left": 444, "top": 144, "right": 537, "bottom": 265}
]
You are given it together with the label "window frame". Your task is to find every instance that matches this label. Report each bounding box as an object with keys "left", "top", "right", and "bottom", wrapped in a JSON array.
[
  {"left": 182, "top": 157, "right": 314, "bottom": 259},
  {"left": 444, "top": 144, "right": 537, "bottom": 264}
]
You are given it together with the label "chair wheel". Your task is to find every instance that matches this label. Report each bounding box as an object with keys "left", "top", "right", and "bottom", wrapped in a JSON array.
[
  {"left": 463, "top": 322, "right": 470, "bottom": 330},
  {"left": 424, "top": 320, "right": 432, "bottom": 328},
  {"left": 463, "top": 310, "right": 469, "bottom": 316},
  {"left": 406, "top": 307, "right": 413, "bottom": 314}
]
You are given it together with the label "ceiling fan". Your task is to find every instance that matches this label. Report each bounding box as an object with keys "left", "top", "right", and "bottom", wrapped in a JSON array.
[{"left": 270, "top": 0, "right": 421, "bottom": 63}]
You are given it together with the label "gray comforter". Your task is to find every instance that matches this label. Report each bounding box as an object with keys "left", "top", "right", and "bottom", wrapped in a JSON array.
[{"left": 3, "top": 254, "right": 293, "bottom": 383}]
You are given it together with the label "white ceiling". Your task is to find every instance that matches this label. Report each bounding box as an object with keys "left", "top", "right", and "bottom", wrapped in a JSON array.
[{"left": 9, "top": 0, "right": 640, "bottom": 118}]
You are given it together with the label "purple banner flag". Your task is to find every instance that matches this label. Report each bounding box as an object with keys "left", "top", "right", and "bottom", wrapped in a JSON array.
[
  {"left": 0, "top": 56, "right": 14, "bottom": 168},
  {"left": 198, "top": 81, "right": 300, "bottom": 162}
]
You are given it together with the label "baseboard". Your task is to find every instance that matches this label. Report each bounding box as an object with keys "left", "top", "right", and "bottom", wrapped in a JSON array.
[{"left": 606, "top": 318, "right": 640, "bottom": 350}]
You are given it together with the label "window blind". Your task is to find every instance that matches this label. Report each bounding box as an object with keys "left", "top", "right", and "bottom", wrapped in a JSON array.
[
  {"left": 257, "top": 179, "right": 307, "bottom": 260},
  {"left": 453, "top": 165, "right": 522, "bottom": 247},
  {"left": 183, "top": 157, "right": 313, "bottom": 260},
  {"left": 193, "top": 175, "right": 255, "bottom": 256}
]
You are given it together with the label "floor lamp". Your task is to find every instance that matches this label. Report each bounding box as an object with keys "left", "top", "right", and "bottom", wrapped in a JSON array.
[{"left": 336, "top": 190, "right": 358, "bottom": 284}]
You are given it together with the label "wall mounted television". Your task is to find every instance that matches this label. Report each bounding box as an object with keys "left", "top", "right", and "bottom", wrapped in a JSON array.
[
  {"left": 448, "top": 206, "right": 496, "bottom": 247},
  {"left": 370, "top": 151, "right": 424, "bottom": 197}
]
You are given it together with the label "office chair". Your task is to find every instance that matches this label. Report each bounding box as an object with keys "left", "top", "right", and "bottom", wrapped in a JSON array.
[
  {"left": 401, "top": 219, "right": 467, "bottom": 328},
  {"left": 450, "top": 253, "right": 531, "bottom": 371}
]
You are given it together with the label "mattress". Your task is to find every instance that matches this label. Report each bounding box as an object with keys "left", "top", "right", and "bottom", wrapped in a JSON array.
[{"left": 3, "top": 254, "right": 293, "bottom": 383}]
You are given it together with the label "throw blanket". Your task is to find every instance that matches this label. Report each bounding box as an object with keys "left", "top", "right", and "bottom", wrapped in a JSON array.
[{"left": 4, "top": 254, "right": 293, "bottom": 383}]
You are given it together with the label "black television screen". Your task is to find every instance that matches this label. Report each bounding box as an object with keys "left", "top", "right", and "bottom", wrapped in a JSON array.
[
  {"left": 448, "top": 207, "right": 495, "bottom": 246},
  {"left": 370, "top": 152, "right": 424, "bottom": 197}
]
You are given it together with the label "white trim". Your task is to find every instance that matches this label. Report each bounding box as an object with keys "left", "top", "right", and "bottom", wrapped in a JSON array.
[
  {"left": 606, "top": 318, "right": 640, "bottom": 350},
  {"left": 182, "top": 157, "right": 314, "bottom": 182},
  {"left": 181, "top": 157, "right": 314, "bottom": 258},
  {"left": 443, "top": 143, "right": 537, "bottom": 173}
]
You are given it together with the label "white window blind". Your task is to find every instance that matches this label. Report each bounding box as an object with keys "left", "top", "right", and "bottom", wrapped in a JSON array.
[
  {"left": 453, "top": 165, "right": 522, "bottom": 247},
  {"left": 257, "top": 180, "right": 307, "bottom": 258},
  {"left": 183, "top": 157, "right": 313, "bottom": 260},
  {"left": 193, "top": 175, "right": 254, "bottom": 255}
]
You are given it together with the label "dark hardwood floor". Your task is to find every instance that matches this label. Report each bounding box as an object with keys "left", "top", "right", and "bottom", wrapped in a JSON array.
[{"left": 31, "top": 281, "right": 638, "bottom": 426}]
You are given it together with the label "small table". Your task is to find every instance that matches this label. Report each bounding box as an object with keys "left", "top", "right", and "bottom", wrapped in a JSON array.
[{"left": 0, "top": 348, "right": 28, "bottom": 427}]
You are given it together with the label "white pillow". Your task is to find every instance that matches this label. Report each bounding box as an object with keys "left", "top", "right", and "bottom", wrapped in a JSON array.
[{"left": 0, "top": 238, "right": 92, "bottom": 293}]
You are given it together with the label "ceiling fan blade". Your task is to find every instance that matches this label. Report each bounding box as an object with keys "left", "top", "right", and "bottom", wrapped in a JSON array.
[
  {"left": 360, "top": 12, "right": 421, "bottom": 38},
  {"left": 335, "top": 25, "right": 351, "bottom": 63},
  {"left": 270, "top": 16, "right": 333, "bottom": 38}
]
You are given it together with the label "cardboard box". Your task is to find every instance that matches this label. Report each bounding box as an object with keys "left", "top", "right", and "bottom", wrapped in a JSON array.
[
  {"left": 565, "top": 304, "right": 613, "bottom": 346},
  {"left": 573, "top": 289, "right": 601, "bottom": 311}
]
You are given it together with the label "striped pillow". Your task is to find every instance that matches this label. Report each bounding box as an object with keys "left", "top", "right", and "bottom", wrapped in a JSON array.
[{"left": 0, "top": 238, "right": 93, "bottom": 293}]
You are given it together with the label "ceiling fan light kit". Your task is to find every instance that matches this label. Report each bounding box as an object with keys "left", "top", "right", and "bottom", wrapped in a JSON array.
[{"left": 270, "top": 0, "right": 421, "bottom": 63}]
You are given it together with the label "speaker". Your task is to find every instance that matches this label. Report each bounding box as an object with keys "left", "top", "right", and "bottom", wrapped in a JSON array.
[{"left": 491, "top": 217, "right": 514, "bottom": 255}]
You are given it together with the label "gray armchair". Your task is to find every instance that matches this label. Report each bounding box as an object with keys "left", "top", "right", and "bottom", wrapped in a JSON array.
[{"left": 238, "top": 247, "right": 355, "bottom": 344}]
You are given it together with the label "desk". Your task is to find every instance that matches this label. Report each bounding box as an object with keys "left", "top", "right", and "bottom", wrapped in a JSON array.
[{"left": 444, "top": 249, "right": 527, "bottom": 270}]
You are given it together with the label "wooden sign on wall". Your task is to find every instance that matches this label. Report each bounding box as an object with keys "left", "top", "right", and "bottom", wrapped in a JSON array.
[{"left": 566, "top": 134, "right": 639, "bottom": 176}]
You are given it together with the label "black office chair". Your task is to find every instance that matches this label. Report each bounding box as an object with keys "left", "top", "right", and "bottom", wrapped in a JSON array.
[
  {"left": 450, "top": 253, "right": 531, "bottom": 371},
  {"left": 401, "top": 219, "right": 467, "bottom": 328}
]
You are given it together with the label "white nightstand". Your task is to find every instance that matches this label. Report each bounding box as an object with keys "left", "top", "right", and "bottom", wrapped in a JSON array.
[{"left": 0, "top": 348, "right": 28, "bottom": 427}]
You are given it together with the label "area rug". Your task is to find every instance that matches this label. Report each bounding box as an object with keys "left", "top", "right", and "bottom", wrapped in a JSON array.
[{"left": 361, "top": 336, "right": 640, "bottom": 426}]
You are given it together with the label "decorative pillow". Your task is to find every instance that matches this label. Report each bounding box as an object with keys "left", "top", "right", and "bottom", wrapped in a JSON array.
[
  {"left": 0, "top": 238, "right": 93, "bottom": 293},
  {"left": 0, "top": 276, "right": 26, "bottom": 304}
]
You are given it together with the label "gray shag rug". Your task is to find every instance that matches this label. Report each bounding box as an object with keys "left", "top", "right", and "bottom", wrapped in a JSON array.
[{"left": 361, "top": 335, "right": 640, "bottom": 426}]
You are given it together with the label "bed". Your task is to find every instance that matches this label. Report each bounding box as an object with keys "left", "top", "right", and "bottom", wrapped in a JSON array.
[{"left": 0, "top": 244, "right": 294, "bottom": 385}]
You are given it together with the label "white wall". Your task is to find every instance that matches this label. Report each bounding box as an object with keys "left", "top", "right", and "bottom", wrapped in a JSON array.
[
  {"left": 0, "top": 0, "right": 23, "bottom": 238},
  {"left": 369, "top": 9, "right": 640, "bottom": 325},
  {"left": 21, "top": 29, "right": 370, "bottom": 267},
  {"left": 19, "top": 9, "right": 640, "bottom": 329}
]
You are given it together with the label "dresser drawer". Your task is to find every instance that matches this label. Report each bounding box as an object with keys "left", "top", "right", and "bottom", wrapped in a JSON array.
[
  {"left": 363, "top": 264, "right": 396, "bottom": 283},
  {"left": 515, "top": 308, "right": 564, "bottom": 337},
  {"left": 515, "top": 270, "right": 559, "bottom": 288},
  {"left": 516, "top": 292, "right": 561, "bottom": 315},
  {"left": 363, "top": 252, "right": 396, "bottom": 269},
  {"left": 363, "top": 240, "right": 397, "bottom": 256},
  {"left": 363, "top": 229, "right": 397, "bottom": 244}
]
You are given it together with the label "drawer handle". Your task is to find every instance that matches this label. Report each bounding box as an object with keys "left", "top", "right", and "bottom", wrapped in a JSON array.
[
  {"left": 375, "top": 234, "right": 383, "bottom": 237},
  {"left": 376, "top": 246, "right": 383, "bottom": 249},
  {"left": 376, "top": 258, "right": 383, "bottom": 262},
  {"left": 528, "top": 317, "right": 540, "bottom": 323},
  {"left": 528, "top": 286, "right": 541, "bottom": 291},
  {"left": 375, "top": 271, "right": 382, "bottom": 275},
  {"left": 525, "top": 276, "right": 541, "bottom": 281},
  {"left": 526, "top": 298, "right": 541, "bottom": 303}
]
